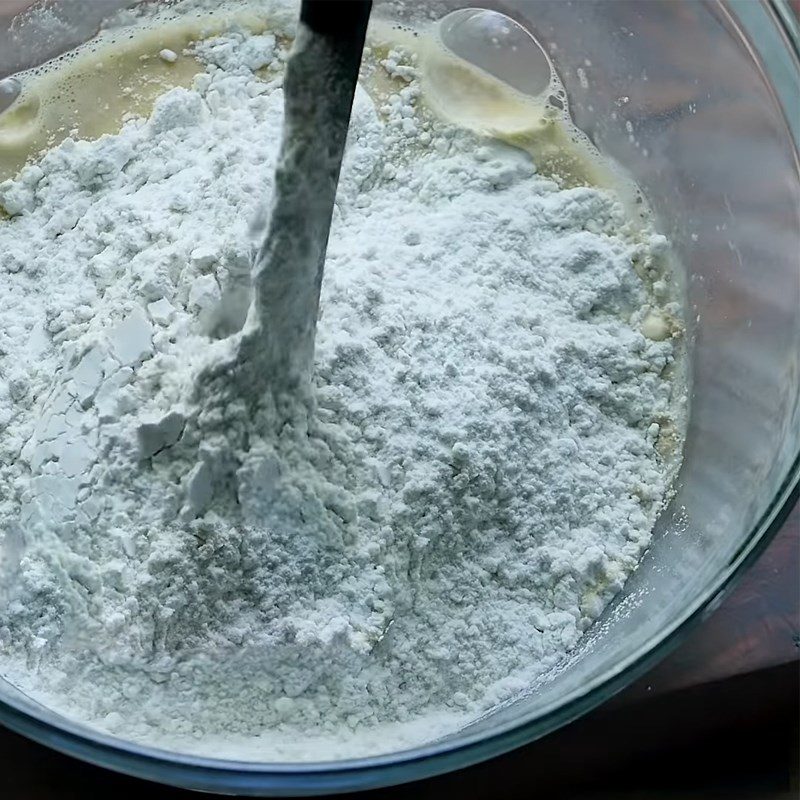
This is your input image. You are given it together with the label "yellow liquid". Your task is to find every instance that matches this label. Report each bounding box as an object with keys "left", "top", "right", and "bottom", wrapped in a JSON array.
[
  {"left": 1, "top": 4, "right": 647, "bottom": 232},
  {"left": 368, "top": 21, "right": 649, "bottom": 225},
  {"left": 3, "top": 8, "right": 625, "bottom": 183},
  {"left": 0, "top": 10, "right": 277, "bottom": 183}
]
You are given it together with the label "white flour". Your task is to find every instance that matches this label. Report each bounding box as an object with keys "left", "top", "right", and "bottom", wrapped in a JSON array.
[{"left": 0, "top": 28, "right": 682, "bottom": 760}]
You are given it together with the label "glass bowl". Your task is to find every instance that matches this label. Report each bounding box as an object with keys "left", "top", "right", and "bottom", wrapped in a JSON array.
[{"left": 0, "top": 0, "right": 797, "bottom": 794}]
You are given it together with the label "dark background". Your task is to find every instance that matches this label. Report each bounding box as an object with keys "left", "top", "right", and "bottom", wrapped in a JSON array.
[{"left": 1, "top": 502, "right": 797, "bottom": 800}]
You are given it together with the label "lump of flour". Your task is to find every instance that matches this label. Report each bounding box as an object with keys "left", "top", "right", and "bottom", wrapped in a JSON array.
[{"left": 0, "top": 29, "right": 683, "bottom": 760}]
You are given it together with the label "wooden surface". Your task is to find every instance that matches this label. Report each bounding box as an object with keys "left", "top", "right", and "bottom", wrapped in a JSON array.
[
  {"left": 622, "top": 501, "right": 799, "bottom": 700},
  {"left": 0, "top": 502, "right": 796, "bottom": 799}
]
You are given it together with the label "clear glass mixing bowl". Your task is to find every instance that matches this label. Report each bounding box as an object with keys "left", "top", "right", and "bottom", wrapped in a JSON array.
[{"left": 0, "top": 0, "right": 798, "bottom": 795}]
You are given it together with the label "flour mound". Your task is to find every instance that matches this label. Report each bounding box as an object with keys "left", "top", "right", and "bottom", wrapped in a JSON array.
[{"left": 0, "top": 31, "right": 681, "bottom": 760}]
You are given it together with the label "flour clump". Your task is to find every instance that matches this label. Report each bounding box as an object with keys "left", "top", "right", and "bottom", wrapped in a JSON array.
[{"left": 0, "top": 25, "right": 683, "bottom": 760}]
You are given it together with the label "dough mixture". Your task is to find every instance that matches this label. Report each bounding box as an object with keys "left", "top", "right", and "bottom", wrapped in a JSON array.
[{"left": 0, "top": 2, "right": 684, "bottom": 761}]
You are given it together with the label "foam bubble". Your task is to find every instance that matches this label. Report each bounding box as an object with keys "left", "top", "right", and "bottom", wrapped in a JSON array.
[{"left": 368, "top": 11, "right": 652, "bottom": 227}]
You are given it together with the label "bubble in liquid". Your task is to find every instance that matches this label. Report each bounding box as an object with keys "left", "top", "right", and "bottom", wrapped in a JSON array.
[
  {"left": 0, "top": 78, "right": 22, "bottom": 116},
  {"left": 437, "top": 8, "right": 555, "bottom": 99},
  {"left": 421, "top": 8, "right": 566, "bottom": 139}
]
